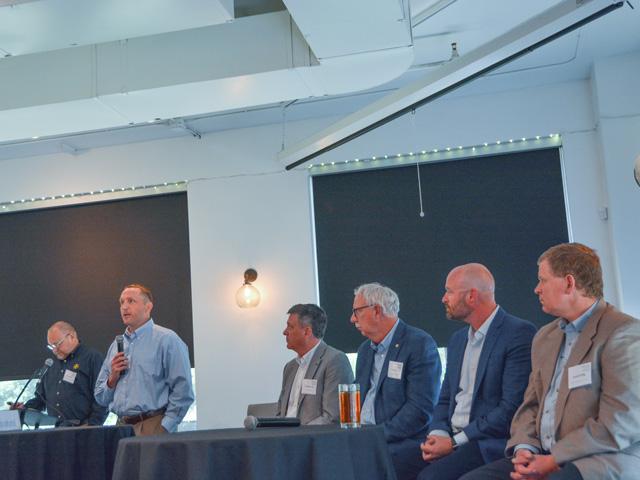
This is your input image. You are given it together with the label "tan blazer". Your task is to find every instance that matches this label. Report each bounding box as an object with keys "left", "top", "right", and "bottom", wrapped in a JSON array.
[{"left": 507, "top": 300, "right": 640, "bottom": 479}]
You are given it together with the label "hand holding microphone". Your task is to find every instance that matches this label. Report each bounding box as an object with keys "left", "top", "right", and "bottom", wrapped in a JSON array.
[
  {"left": 116, "top": 335, "right": 127, "bottom": 374},
  {"left": 107, "top": 335, "right": 129, "bottom": 388}
]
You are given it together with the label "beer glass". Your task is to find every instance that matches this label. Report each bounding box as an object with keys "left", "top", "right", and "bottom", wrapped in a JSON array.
[
  {"left": 338, "top": 383, "right": 361, "bottom": 428},
  {"left": 348, "top": 383, "right": 361, "bottom": 428}
]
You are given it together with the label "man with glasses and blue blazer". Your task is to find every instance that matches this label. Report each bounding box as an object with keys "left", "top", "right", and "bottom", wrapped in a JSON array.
[{"left": 351, "top": 282, "right": 442, "bottom": 480}]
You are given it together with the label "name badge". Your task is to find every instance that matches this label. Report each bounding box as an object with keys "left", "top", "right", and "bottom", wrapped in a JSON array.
[
  {"left": 568, "top": 362, "right": 592, "bottom": 389},
  {"left": 301, "top": 379, "right": 317, "bottom": 395},
  {"left": 63, "top": 369, "right": 77, "bottom": 384},
  {"left": 0, "top": 410, "right": 21, "bottom": 432},
  {"left": 388, "top": 361, "right": 403, "bottom": 380}
]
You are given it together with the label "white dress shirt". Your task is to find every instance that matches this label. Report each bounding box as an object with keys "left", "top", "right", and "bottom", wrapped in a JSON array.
[
  {"left": 286, "top": 341, "right": 321, "bottom": 417},
  {"left": 431, "top": 306, "right": 498, "bottom": 446}
]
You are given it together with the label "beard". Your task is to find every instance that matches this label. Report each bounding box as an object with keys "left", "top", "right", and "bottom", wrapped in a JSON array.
[{"left": 445, "top": 302, "right": 472, "bottom": 321}]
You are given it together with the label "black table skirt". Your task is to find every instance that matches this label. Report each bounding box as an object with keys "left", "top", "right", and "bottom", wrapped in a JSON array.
[
  {"left": 0, "top": 425, "right": 135, "bottom": 480},
  {"left": 112, "top": 424, "right": 397, "bottom": 480}
]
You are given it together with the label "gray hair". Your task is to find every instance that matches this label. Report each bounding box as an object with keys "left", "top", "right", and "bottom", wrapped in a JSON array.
[{"left": 354, "top": 283, "right": 400, "bottom": 317}]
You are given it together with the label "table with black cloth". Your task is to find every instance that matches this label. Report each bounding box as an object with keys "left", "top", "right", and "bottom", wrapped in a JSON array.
[
  {"left": 0, "top": 425, "right": 135, "bottom": 480},
  {"left": 112, "top": 424, "right": 397, "bottom": 480}
]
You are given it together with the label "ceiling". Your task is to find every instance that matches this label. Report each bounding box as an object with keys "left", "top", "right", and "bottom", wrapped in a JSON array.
[{"left": 0, "top": 0, "right": 638, "bottom": 161}]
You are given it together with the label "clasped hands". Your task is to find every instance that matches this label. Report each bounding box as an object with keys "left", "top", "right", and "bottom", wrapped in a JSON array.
[
  {"left": 510, "top": 449, "right": 560, "bottom": 480},
  {"left": 420, "top": 436, "right": 560, "bottom": 480},
  {"left": 420, "top": 434, "right": 454, "bottom": 462}
]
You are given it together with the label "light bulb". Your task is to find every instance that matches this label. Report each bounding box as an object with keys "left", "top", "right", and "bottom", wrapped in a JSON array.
[
  {"left": 236, "top": 284, "right": 261, "bottom": 308},
  {"left": 236, "top": 268, "right": 261, "bottom": 308}
]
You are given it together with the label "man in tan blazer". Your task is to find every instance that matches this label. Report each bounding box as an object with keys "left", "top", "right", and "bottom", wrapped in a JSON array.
[
  {"left": 461, "top": 243, "right": 640, "bottom": 480},
  {"left": 276, "top": 303, "right": 354, "bottom": 424}
]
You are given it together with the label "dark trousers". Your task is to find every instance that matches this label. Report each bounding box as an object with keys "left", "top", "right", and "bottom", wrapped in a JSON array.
[
  {"left": 459, "top": 456, "right": 584, "bottom": 480},
  {"left": 388, "top": 438, "right": 425, "bottom": 480},
  {"left": 416, "top": 440, "right": 485, "bottom": 480}
]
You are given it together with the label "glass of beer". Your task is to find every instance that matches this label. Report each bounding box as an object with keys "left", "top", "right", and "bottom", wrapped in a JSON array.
[
  {"left": 339, "top": 384, "right": 351, "bottom": 428},
  {"left": 338, "top": 383, "right": 361, "bottom": 428},
  {"left": 348, "top": 383, "right": 361, "bottom": 428}
]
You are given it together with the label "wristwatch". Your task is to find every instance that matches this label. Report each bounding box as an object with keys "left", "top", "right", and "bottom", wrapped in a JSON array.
[{"left": 450, "top": 436, "right": 458, "bottom": 449}]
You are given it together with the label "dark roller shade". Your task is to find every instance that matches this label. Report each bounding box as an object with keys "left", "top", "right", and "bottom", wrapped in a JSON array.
[
  {"left": 0, "top": 192, "right": 193, "bottom": 380},
  {"left": 313, "top": 149, "right": 569, "bottom": 352}
]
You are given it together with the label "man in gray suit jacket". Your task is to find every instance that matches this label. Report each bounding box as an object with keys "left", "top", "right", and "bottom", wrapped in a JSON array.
[
  {"left": 462, "top": 243, "right": 640, "bottom": 480},
  {"left": 276, "top": 304, "right": 354, "bottom": 424}
]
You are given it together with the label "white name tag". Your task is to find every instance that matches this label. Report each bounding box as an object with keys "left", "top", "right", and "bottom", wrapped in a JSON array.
[
  {"left": 388, "top": 361, "right": 403, "bottom": 380},
  {"left": 301, "top": 379, "right": 317, "bottom": 395},
  {"left": 63, "top": 369, "right": 77, "bottom": 384},
  {"left": 0, "top": 410, "right": 21, "bottom": 431},
  {"left": 568, "top": 362, "right": 592, "bottom": 389}
]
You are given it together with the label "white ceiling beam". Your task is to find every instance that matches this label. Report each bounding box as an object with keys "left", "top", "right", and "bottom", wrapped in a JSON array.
[
  {"left": 0, "top": 6, "right": 415, "bottom": 144},
  {"left": 278, "top": 0, "right": 624, "bottom": 170},
  {"left": 411, "top": 0, "right": 459, "bottom": 28},
  {"left": 0, "top": 0, "right": 233, "bottom": 57},
  {"left": 283, "top": 0, "right": 411, "bottom": 59}
]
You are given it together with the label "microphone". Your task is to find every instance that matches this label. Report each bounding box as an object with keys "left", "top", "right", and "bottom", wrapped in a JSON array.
[
  {"left": 12, "top": 358, "right": 55, "bottom": 406},
  {"left": 40, "top": 358, "right": 54, "bottom": 377},
  {"left": 243, "top": 416, "right": 301, "bottom": 431},
  {"left": 115, "top": 335, "right": 127, "bottom": 375}
]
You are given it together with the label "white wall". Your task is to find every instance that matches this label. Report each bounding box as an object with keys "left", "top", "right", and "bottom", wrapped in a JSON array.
[
  {"left": 592, "top": 51, "right": 640, "bottom": 317},
  {"left": 1, "top": 50, "right": 637, "bottom": 428},
  {"left": 188, "top": 171, "right": 317, "bottom": 428}
]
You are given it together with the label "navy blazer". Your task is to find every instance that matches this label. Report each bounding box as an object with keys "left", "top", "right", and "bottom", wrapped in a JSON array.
[
  {"left": 430, "top": 307, "right": 536, "bottom": 462},
  {"left": 355, "top": 320, "right": 442, "bottom": 443}
]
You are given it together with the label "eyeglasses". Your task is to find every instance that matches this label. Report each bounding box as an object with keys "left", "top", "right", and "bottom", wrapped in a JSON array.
[
  {"left": 352, "top": 305, "right": 374, "bottom": 317},
  {"left": 47, "top": 333, "right": 70, "bottom": 351}
]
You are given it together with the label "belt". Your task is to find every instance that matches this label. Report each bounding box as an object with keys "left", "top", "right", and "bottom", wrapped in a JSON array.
[{"left": 120, "top": 408, "right": 166, "bottom": 425}]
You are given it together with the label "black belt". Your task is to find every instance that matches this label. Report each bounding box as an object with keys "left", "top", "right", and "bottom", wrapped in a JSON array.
[{"left": 120, "top": 408, "right": 166, "bottom": 425}]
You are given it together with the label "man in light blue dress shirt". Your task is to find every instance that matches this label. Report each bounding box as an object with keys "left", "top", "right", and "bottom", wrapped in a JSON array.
[
  {"left": 95, "top": 284, "right": 194, "bottom": 435},
  {"left": 417, "top": 264, "right": 536, "bottom": 480},
  {"left": 352, "top": 283, "right": 441, "bottom": 480}
]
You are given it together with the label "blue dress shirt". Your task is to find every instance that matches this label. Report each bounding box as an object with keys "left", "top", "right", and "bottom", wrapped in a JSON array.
[
  {"left": 94, "top": 319, "right": 194, "bottom": 432},
  {"left": 361, "top": 319, "right": 400, "bottom": 425}
]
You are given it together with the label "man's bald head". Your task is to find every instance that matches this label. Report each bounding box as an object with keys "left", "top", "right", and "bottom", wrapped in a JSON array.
[
  {"left": 443, "top": 263, "right": 497, "bottom": 327},
  {"left": 448, "top": 263, "right": 495, "bottom": 301},
  {"left": 47, "top": 321, "right": 79, "bottom": 360}
]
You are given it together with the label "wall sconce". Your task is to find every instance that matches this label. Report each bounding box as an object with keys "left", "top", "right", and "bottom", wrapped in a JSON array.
[{"left": 236, "top": 268, "right": 261, "bottom": 308}]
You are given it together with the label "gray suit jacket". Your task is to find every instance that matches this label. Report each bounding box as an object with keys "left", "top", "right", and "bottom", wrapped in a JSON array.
[
  {"left": 276, "top": 341, "right": 354, "bottom": 425},
  {"left": 507, "top": 300, "right": 640, "bottom": 479}
]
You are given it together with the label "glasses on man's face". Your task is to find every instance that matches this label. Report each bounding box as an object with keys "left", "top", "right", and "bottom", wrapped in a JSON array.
[
  {"left": 47, "top": 333, "right": 70, "bottom": 351},
  {"left": 352, "top": 305, "right": 374, "bottom": 318}
]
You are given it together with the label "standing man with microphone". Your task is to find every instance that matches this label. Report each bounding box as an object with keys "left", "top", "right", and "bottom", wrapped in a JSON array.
[
  {"left": 11, "top": 321, "right": 108, "bottom": 427},
  {"left": 94, "top": 284, "right": 194, "bottom": 436}
]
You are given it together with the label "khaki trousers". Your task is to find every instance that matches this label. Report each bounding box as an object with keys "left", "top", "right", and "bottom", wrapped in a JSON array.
[{"left": 117, "top": 414, "right": 167, "bottom": 436}]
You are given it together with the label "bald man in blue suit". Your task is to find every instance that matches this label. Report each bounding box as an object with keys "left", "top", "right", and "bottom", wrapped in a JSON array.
[{"left": 417, "top": 264, "right": 536, "bottom": 480}]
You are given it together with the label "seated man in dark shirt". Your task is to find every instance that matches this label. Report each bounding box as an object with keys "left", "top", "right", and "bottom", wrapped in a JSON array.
[{"left": 12, "top": 321, "right": 108, "bottom": 426}]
